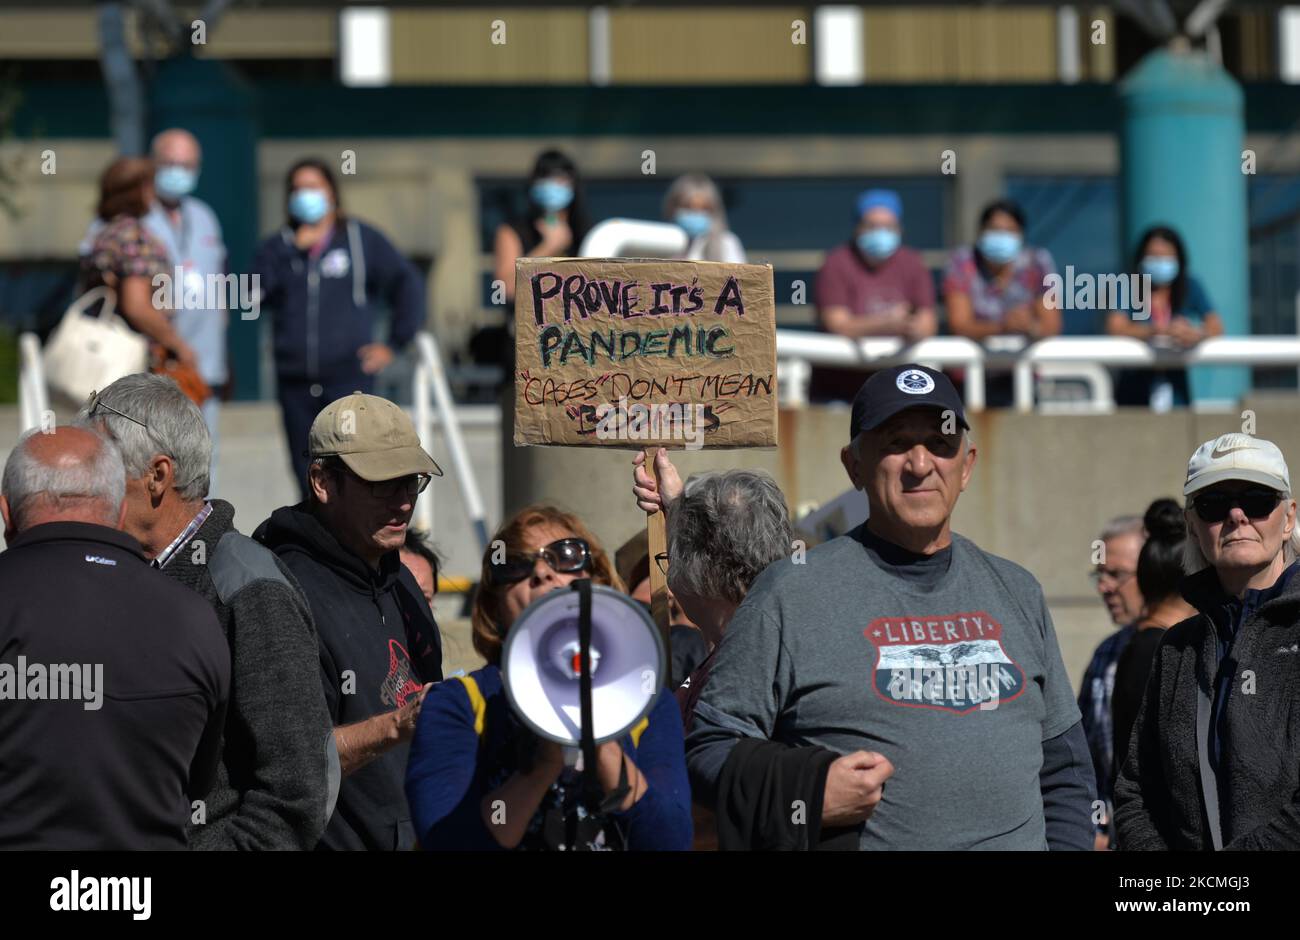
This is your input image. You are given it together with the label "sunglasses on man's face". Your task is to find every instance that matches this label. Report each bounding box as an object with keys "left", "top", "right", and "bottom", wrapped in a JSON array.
[
  {"left": 1191, "top": 487, "right": 1282, "bottom": 524},
  {"left": 489, "top": 537, "right": 590, "bottom": 585}
]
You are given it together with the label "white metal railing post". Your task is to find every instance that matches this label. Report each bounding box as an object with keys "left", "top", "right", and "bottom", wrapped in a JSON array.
[
  {"left": 414, "top": 332, "right": 491, "bottom": 551},
  {"left": 18, "top": 332, "right": 48, "bottom": 433},
  {"left": 413, "top": 354, "right": 433, "bottom": 535},
  {"left": 1013, "top": 359, "right": 1035, "bottom": 413}
]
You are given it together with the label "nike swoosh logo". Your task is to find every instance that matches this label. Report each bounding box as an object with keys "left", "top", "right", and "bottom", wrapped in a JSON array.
[{"left": 1211, "top": 444, "right": 1254, "bottom": 459}]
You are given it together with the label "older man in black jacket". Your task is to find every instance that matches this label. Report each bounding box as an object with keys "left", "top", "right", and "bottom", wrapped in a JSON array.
[
  {"left": 1116, "top": 433, "right": 1300, "bottom": 850},
  {"left": 0, "top": 426, "right": 229, "bottom": 849},
  {"left": 81, "top": 374, "right": 335, "bottom": 850},
  {"left": 255, "top": 391, "right": 443, "bottom": 851}
]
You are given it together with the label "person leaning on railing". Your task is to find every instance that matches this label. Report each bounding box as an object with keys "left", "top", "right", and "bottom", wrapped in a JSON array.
[{"left": 1105, "top": 224, "right": 1223, "bottom": 411}]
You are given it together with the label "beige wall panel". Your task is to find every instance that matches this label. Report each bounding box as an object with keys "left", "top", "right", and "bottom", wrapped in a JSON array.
[
  {"left": 390, "top": 10, "right": 588, "bottom": 84},
  {"left": 865, "top": 7, "right": 1056, "bottom": 82},
  {"left": 609, "top": 9, "right": 810, "bottom": 84}
]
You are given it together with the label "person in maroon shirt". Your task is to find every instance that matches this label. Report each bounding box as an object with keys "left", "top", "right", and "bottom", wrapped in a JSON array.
[{"left": 812, "top": 189, "right": 937, "bottom": 401}]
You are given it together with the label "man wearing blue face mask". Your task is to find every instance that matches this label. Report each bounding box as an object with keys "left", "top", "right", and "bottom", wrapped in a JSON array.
[
  {"left": 77, "top": 129, "right": 229, "bottom": 487},
  {"left": 811, "top": 189, "right": 936, "bottom": 401}
]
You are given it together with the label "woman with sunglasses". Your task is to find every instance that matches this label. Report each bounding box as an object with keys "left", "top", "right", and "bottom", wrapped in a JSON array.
[
  {"left": 405, "top": 505, "right": 692, "bottom": 851},
  {"left": 1115, "top": 433, "right": 1300, "bottom": 851}
]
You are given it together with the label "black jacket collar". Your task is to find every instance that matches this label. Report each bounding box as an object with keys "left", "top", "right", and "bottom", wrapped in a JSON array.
[
  {"left": 254, "top": 503, "right": 401, "bottom": 594},
  {"left": 7, "top": 521, "right": 145, "bottom": 559},
  {"left": 1181, "top": 560, "right": 1300, "bottom": 631}
]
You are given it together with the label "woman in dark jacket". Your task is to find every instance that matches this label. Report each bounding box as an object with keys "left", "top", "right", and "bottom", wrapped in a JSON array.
[
  {"left": 1109, "top": 498, "right": 1194, "bottom": 790},
  {"left": 405, "top": 504, "right": 692, "bottom": 851},
  {"left": 1115, "top": 433, "right": 1300, "bottom": 850},
  {"left": 253, "top": 158, "right": 425, "bottom": 495}
]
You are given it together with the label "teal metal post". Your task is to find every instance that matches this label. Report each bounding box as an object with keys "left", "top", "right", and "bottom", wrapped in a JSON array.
[{"left": 1119, "top": 47, "right": 1249, "bottom": 406}]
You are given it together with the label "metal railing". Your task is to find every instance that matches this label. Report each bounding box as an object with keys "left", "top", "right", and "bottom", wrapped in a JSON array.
[
  {"left": 18, "top": 332, "right": 48, "bottom": 432},
  {"left": 412, "top": 331, "right": 491, "bottom": 551}
]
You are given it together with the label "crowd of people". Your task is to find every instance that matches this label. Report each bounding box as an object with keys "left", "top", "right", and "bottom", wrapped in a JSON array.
[
  {"left": 69, "top": 135, "right": 1220, "bottom": 506},
  {"left": 3, "top": 357, "right": 1298, "bottom": 852}
]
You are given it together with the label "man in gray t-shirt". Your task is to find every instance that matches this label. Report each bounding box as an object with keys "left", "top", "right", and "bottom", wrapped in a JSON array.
[{"left": 685, "top": 364, "right": 1095, "bottom": 850}]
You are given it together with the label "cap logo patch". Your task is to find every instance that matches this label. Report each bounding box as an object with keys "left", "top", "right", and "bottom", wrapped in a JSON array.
[{"left": 897, "top": 369, "right": 935, "bottom": 395}]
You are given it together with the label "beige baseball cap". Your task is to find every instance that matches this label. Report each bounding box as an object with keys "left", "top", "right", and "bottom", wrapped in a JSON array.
[
  {"left": 308, "top": 391, "right": 443, "bottom": 481},
  {"left": 1184, "top": 433, "right": 1290, "bottom": 497}
]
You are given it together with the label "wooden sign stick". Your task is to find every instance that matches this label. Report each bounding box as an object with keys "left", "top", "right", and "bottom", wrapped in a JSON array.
[{"left": 645, "top": 446, "right": 671, "bottom": 687}]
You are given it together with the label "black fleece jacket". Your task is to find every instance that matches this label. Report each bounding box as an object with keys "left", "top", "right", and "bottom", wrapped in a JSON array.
[
  {"left": 1115, "top": 562, "right": 1300, "bottom": 850},
  {"left": 254, "top": 504, "right": 442, "bottom": 851},
  {"left": 161, "top": 499, "right": 335, "bottom": 850}
]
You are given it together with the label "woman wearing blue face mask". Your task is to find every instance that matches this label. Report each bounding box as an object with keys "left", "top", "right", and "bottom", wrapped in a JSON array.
[
  {"left": 662, "top": 174, "right": 746, "bottom": 264},
  {"left": 1106, "top": 225, "right": 1223, "bottom": 409},
  {"left": 491, "top": 150, "right": 592, "bottom": 310},
  {"left": 253, "top": 157, "right": 427, "bottom": 497},
  {"left": 944, "top": 198, "right": 1061, "bottom": 344}
]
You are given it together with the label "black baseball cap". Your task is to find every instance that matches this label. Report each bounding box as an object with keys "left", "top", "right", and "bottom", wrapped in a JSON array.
[{"left": 849, "top": 364, "right": 969, "bottom": 441}]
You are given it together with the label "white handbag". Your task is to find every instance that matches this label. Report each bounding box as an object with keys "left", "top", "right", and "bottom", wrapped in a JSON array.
[{"left": 43, "top": 285, "right": 149, "bottom": 405}]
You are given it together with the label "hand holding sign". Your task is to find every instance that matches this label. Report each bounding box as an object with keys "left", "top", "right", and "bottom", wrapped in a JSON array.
[{"left": 632, "top": 448, "right": 684, "bottom": 516}]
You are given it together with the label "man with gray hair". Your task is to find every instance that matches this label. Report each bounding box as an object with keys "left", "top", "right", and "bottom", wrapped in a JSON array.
[
  {"left": 0, "top": 426, "right": 229, "bottom": 849},
  {"left": 633, "top": 451, "right": 792, "bottom": 728},
  {"left": 80, "top": 373, "right": 335, "bottom": 850},
  {"left": 1078, "top": 512, "right": 1146, "bottom": 849},
  {"left": 683, "top": 364, "right": 1095, "bottom": 850}
]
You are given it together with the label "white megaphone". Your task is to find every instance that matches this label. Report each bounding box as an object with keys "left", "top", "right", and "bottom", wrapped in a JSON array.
[{"left": 501, "top": 582, "right": 665, "bottom": 746}]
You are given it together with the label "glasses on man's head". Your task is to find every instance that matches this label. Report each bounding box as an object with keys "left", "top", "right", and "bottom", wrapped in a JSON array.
[
  {"left": 85, "top": 390, "right": 148, "bottom": 430},
  {"left": 489, "top": 537, "right": 591, "bottom": 586},
  {"left": 1088, "top": 567, "right": 1136, "bottom": 588},
  {"left": 1191, "top": 487, "right": 1282, "bottom": 524}
]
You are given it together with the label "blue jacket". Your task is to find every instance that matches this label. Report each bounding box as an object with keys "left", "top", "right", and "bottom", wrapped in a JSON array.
[
  {"left": 252, "top": 218, "right": 424, "bottom": 381},
  {"left": 406, "top": 665, "right": 692, "bottom": 850}
]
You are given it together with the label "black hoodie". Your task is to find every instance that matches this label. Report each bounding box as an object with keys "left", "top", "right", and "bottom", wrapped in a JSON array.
[{"left": 254, "top": 504, "right": 442, "bottom": 851}]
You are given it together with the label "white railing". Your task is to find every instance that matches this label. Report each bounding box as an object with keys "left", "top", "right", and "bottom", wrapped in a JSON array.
[
  {"left": 774, "top": 333, "right": 989, "bottom": 409},
  {"left": 18, "top": 332, "right": 48, "bottom": 432},
  {"left": 773, "top": 332, "right": 1300, "bottom": 413},
  {"left": 412, "top": 331, "right": 491, "bottom": 551},
  {"left": 578, "top": 218, "right": 687, "bottom": 258}
]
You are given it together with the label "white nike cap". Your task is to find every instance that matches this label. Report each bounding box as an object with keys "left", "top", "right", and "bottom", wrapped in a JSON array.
[{"left": 1184, "top": 433, "right": 1291, "bottom": 497}]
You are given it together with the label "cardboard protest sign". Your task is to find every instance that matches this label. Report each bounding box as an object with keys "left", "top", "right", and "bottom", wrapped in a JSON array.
[{"left": 513, "top": 257, "right": 777, "bottom": 449}]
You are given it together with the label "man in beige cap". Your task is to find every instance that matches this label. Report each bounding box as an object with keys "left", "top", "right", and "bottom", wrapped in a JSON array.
[
  {"left": 255, "top": 391, "right": 444, "bottom": 851},
  {"left": 1116, "top": 432, "right": 1300, "bottom": 850}
]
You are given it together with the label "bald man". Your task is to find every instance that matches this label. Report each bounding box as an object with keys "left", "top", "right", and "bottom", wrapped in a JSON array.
[
  {"left": 79, "top": 128, "right": 230, "bottom": 488},
  {"left": 0, "top": 427, "right": 230, "bottom": 849},
  {"left": 148, "top": 129, "right": 230, "bottom": 485}
]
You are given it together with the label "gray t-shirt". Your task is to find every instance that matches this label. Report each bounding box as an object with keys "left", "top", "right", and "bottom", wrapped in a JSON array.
[{"left": 686, "top": 525, "right": 1080, "bottom": 850}]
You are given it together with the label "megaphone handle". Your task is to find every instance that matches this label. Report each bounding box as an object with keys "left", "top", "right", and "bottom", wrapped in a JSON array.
[
  {"left": 575, "top": 578, "right": 600, "bottom": 833},
  {"left": 645, "top": 447, "right": 671, "bottom": 685}
]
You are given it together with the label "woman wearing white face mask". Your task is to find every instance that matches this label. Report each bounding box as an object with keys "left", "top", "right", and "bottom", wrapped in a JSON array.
[
  {"left": 662, "top": 174, "right": 746, "bottom": 264},
  {"left": 253, "top": 158, "right": 426, "bottom": 498},
  {"left": 1106, "top": 225, "right": 1224, "bottom": 410}
]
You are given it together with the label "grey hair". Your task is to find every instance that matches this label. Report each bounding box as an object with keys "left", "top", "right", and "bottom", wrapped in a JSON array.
[
  {"left": 663, "top": 173, "right": 728, "bottom": 229},
  {"left": 75, "top": 373, "right": 211, "bottom": 501},
  {"left": 1099, "top": 514, "right": 1144, "bottom": 542},
  {"left": 1182, "top": 493, "right": 1300, "bottom": 574},
  {"left": 2, "top": 427, "right": 126, "bottom": 529},
  {"left": 666, "top": 469, "right": 792, "bottom": 605}
]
